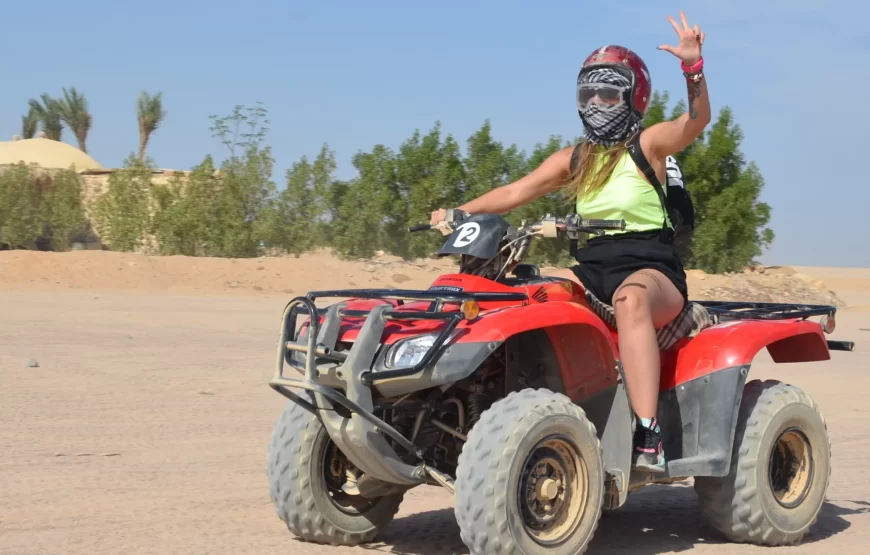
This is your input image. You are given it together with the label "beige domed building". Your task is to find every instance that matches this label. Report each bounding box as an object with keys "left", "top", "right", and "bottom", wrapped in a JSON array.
[{"left": 0, "top": 136, "right": 105, "bottom": 172}]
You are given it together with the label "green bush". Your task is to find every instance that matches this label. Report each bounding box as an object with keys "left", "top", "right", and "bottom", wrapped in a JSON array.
[
  {"left": 0, "top": 163, "right": 87, "bottom": 251},
  {"left": 92, "top": 155, "right": 154, "bottom": 252},
  {"left": 42, "top": 168, "right": 88, "bottom": 251},
  {"left": 86, "top": 98, "right": 774, "bottom": 275},
  {"left": 0, "top": 163, "right": 43, "bottom": 248}
]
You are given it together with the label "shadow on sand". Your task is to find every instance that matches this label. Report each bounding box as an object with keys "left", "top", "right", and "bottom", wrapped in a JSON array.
[{"left": 358, "top": 484, "right": 870, "bottom": 555}]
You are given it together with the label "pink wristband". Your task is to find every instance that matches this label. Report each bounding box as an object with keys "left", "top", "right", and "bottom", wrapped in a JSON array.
[{"left": 680, "top": 56, "right": 704, "bottom": 74}]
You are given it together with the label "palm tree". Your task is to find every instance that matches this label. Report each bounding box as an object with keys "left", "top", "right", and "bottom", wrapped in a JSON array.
[
  {"left": 57, "top": 87, "right": 93, "bottom": 153},
  {"left": 28, "top": 94, "right": 63, "bottom": 141},
  {"left": 21, "top": 107, "right": 38, "bottom": 139},
  {"left": 137, "top": 90, "right": 166, "bottom": 161}
]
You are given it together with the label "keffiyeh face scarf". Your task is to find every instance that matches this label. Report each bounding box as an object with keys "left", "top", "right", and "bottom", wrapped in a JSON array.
[{"left": 577, "top": 67, "right": 641, "bottom": 147}]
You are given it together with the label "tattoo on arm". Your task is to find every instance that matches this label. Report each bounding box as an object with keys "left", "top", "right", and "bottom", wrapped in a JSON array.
[{"left": 687, "top": 76, "right": 703, "bottom": 120}]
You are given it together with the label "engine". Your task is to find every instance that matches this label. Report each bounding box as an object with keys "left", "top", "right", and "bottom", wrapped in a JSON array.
[{"left": 372, "top": 345, "right": 507, "bottom": 476}]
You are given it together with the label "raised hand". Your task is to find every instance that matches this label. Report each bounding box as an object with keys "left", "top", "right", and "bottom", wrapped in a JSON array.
[{"left": 657, "top": 10, "right": 704, "bottom": 66}]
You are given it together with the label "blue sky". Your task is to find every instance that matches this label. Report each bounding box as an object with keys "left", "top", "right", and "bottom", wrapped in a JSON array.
[{"left": 2, "top": 0, "right": 868, "bottom": 267}]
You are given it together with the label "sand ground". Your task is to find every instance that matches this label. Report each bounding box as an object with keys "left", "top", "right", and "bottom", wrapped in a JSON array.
[{"left": 1, "top": 252, "right": 868, "bottom": 554}]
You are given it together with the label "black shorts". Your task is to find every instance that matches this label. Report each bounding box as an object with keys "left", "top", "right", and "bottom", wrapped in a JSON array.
[{"left": 571, "top": 230, "right": 689, "bottom": 307}]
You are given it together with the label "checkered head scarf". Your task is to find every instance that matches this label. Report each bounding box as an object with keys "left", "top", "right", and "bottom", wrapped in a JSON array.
[{"left": 578, "top": 67, "right": 642, "bottom": 146}]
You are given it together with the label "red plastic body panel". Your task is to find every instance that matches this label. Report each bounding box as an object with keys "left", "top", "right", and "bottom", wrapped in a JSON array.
[
  {"left": 456, "top": 301, "right": 615, "bottom": 349},
  {"left": 658, "top": 319, "right": 831, "bottom": 390},
  {"left": 332, "top": 273, "right": 591, "bottom": 345},
  {"left": 544, "top": 324, "right": 620, "bottom": 401},
  {"left": 428, "top": 273, "right": 586, "bottom": 306},
  {"left": 300, "top": 271, "right": 832, "bottom": 399}
]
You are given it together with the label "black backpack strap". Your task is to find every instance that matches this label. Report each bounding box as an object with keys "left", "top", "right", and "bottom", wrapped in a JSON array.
[
  {"left": 569, "top": 141, "right": 583, "bottom": 175},
  {"left": 627, "top": 133, "right": 674, "bottom": 240},
  {"left": 568, "top": 141, "right": 584, "bottom": 256}
]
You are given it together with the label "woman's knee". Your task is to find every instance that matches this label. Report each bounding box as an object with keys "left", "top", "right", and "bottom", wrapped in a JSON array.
[
  {"left": 614, "top": 270, "right": 684, "bottom": 326},
  {"left": 612, "top": 285, "right": 651, "bottom": 325}
]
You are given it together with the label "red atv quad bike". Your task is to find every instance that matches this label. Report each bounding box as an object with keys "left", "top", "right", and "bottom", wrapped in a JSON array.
[{"left": 266, "top": 210, "right": 854, "bottom": 555}]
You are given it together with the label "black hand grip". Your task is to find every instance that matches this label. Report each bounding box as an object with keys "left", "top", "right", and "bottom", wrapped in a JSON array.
[
  {"left": 408, "top": 223, "right": 432, "bottom": 232},
  {"left": 581, "top": 219, "right": 626, "bottom": 230}
]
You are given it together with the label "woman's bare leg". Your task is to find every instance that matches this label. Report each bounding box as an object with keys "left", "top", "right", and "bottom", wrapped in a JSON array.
[{"left": 611, "top": 269, "right": 685, "bottom": 470}]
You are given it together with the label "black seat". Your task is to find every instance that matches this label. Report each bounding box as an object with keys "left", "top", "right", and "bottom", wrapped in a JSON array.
[{"left": 512, "top": 264, "right": 540, "bottom": 278}]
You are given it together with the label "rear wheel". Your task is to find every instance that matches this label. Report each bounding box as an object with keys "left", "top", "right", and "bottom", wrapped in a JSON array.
[
  {"left": 694, "top": 379, "right": 831, "bottom": 546},
  {"left": 454, "top": 388, "right": 605, "bottom": 555},
  {"left": 267, "top": 399, "right": 404, "bottom": 546}
]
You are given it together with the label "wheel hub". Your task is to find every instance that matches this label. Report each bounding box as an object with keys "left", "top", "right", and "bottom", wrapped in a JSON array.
[
  {"left": 518, "top": 435, "right": 588, "bottom": 545},
  {"left": 323, "top": 441, "right": 377, "bottom": 514},
  {"left": 536, "top": 478, "right": 560, "bottom": 502},
  {"left": 768, "top": 427, "right": 814, "bottom": 509}
]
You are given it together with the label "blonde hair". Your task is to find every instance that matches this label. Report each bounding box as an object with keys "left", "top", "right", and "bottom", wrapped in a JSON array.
[{"left": 562, "top": 140, "right": 629, "bottom": 204}]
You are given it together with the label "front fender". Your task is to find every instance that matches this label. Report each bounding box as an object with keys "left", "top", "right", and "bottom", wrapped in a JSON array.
[
  {"left": 467, "top": 303, "right": 621, "bottom": 400},
  {"left": 459, "top": 301, "right": 618, "bottom": 352},
  {"left": 663, "top": 319, "right": 830, "bottom": 390},
  {"left": 371, "top": 301, "right": 620, "bottom": 398}
]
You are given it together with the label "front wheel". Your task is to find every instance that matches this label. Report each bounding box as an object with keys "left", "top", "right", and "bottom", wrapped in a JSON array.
[
  {"left": 454, "top": 388, "right": 605, "bottom": 555},
  {"left": 267, "top": 399, "right": 404, "bottom": 546},
  {"left": 694, "top": 379, "right": 832, "bottom": 546}
]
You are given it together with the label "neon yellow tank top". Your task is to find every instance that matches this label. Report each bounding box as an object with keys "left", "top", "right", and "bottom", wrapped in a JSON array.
[{"left": 575, "top": 150, "right": 671, "bottom": 236}]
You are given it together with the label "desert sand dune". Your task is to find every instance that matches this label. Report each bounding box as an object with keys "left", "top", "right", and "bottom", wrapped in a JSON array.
[{"left": 1, "top": 251, "right": 867, "bottom": 554}]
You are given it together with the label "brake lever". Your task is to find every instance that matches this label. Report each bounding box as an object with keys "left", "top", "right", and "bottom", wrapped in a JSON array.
[{"left": 575, "top": 226, "right": 606, "bottom": 238}]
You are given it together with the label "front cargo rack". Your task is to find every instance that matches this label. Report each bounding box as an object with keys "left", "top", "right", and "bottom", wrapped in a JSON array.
[
  {"left": 306, "top": 288, "right": 529, "bottom": 303},
  {"left": 280, "top": 288, "right": 529, "bottom": 384},
  {"left": 269, "top": 288, "right": 531, "bottom": 457},
  {"left": 286, "top": 288, "right": 529, "bottom": 319}
]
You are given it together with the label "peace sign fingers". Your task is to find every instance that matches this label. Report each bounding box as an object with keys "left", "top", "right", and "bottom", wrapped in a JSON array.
[
  {"left": 667, "top": 14, "right": 682, "bottom": 36},
  {"left": 658, "top": 10, "right": 703, "bottom": 65},
  {"left": 679, "top": 10, "right": 691, "bottom": 32}
]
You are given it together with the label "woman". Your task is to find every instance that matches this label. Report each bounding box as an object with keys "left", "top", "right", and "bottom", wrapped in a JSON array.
[{"left": 430, "top": 10, "right": 710, "bottom": 472}]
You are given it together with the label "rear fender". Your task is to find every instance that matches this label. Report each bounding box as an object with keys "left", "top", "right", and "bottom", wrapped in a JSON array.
[
  {"left": 655, "top": 319, "right": 829, "bottom": 478},
  {"left": 661, "top": 319, "right": 830, "bottom": 390}
]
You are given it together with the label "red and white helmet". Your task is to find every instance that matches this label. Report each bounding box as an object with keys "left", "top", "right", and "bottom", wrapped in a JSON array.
[{"left": 578, "top": 45, "right": 652, "bottom": 117}]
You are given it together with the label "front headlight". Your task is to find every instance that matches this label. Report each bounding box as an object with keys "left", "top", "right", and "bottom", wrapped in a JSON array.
[{"left": 385, "top": 333, "right": 438, "bottom": 368}]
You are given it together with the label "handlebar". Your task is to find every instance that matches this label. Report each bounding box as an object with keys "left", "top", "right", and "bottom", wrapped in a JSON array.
[
  {"left": 578, "top": 218, "right": 627, "bottom": 231},
  {"left": 407, "top": 212, "right": 626, "bottom": 237},
  {"left": 408, "top": 208, "right": 470, "bottom": 233},
  {"left": 526, "top": 214, "right": 626, "bottom": 238}
]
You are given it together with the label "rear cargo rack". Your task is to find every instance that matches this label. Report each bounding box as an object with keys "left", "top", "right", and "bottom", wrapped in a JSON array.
[
  {"left": 697, "top": 300, "right": 836, "bottom": 321},
  {"left": 696, "top": 300, "right": 855, "bottom": 352}
]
